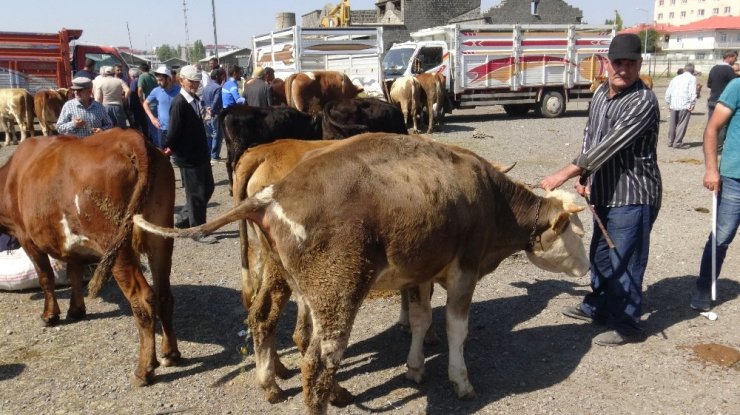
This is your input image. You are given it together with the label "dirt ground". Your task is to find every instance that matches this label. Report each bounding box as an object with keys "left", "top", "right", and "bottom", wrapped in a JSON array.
[{"left": 0, "top": 77, "right": 738, "bottom": 415}]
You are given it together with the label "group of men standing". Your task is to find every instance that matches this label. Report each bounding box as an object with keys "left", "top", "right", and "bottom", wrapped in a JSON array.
[{"left": 57, "top": 57, "right": 278, "bottom": 245}]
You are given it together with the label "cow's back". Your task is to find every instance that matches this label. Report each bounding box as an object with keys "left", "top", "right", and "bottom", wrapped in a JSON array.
[
  {"left": 321, "top": 98, "right": 407, "bottom": 139},
  {"left": 268, "top": 133, "right": 501, "bottom": 278}
]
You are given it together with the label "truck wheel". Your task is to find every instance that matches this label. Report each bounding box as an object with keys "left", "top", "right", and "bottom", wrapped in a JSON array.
[
  {"left": 537, "top": 91, "right": 566, "bottom": 118},
  {"left": 503, "top": 104, "right": 531, "bottom": 116}
]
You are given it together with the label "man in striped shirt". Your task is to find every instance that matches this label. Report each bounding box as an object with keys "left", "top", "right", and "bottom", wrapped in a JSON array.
[{"left": 540, "top": 33, "right": 662, "bottom": 346}]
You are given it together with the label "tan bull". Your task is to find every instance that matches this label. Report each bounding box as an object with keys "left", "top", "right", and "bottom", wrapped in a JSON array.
[
  {"left": 389, "top": 76, "right": 422, "bottom": 133},
  {"left": 0, "top": 88, "right": 35, "bottom": 146},
  {"left": 34, "top": 88, "right": 71, "bottom": 136},
  {"left": 135, "top": 133, "right": 589, "bottom": 415}
]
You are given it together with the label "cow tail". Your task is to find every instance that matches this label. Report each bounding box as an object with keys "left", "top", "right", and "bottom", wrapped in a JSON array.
[
  {"left": 87, "top": 137, "right": 154, "bottom": 298},
  {"left": 134, "top": 193, "right": 270, "bottom": 241}
]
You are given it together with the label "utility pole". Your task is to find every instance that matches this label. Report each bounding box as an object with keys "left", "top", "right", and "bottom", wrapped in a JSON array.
[
  {"left": 182, "top": 0, "right": 191, "bottom": 62},
  {"left": 211, "top": 0, "right": 219, "bottom": 61}
]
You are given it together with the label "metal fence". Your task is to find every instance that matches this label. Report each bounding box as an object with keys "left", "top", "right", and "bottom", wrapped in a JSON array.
[{"left": 642, "top": 55, "right": 727, "bottom": 79}]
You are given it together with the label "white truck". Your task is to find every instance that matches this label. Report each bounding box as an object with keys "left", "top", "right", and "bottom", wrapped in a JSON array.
[
  {"left": 252, "top": 26, "right": 385, "bottom": 99},
  {"left": 383, "top": 24, "right": 615, "bottom": 117}
]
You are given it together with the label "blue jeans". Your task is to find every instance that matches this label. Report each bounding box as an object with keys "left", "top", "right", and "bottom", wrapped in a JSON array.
[
  {"left": 206, "top": 117, "right": 223, "bottom": 159},
  {"left": 697, "top": 176, "right": 740, "bottom": 292},
  {"left": 580, "top": 205, "right": 658, "bottom": 336},
  {"left": 157, "top": 129, "right": 168, "bottom": 149}
]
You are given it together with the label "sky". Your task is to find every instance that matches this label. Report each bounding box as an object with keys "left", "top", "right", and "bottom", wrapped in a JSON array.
[{"left": 4, "top": 0, "right": 654, "bottom": 50}]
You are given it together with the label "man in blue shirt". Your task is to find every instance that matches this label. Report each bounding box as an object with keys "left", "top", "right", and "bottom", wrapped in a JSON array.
[
  {"left": 692, "top": 77, "right": 740, "bottom": 311},
  {"left": 142, "top": 66, "right": 181, "bottom": 148},
  {"left": 203, "top": 68, "right": 226, "bottom": 162},
  {"left": 222, "top": 65, "right": 245, "bottom": 109}
]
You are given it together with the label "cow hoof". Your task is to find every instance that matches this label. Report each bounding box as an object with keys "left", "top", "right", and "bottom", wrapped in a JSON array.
[
  {"left": 130, "top": 371, "right": 154, "bottom": 387},
  {"left": 405, "top": 367, "right": 425, "bottom": 384},
  {"left": 274, "top": 359, "right": 290, "bottom": 379},
  {"left": 66, "top": 307, "right": 87, "bottom": 321},
  {"left": 452, "top": 383, "right": 477, "bottom": 400},
  {"left": 329, "top": 384, "right": 354, "bottom": 407},
  {"left": 41, "top": 314, "right": 60, "bottom": 327},
  {"left": 266, "top": 387, "right": 288, "bottom": 404},
  {"left": 160, "top": 351, "right": 181, "bottom": 367}
]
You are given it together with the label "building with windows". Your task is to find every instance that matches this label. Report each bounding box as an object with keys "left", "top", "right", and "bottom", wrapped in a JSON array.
[
  {"left": 654, "top": 0, "right": 737, "bottom": 25},
  {"left": 661, "top": 16, "right": 740, "bottom": 59}
]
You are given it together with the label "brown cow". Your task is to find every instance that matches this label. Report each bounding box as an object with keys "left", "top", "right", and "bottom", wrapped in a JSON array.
[
  {"left": 230, "top": 138, "right": 516, "bottom": 404},
  {"left": 34, "top": 88, "right": 71, "bottom": 136},
  {"left": 415, "top": 72, "right": 445, "bottom": 133},
  {"left": 389, "top": 76, "right": 422, "bottom": 133},
  {"left": 0, "top": 128, "right": 180, "bottom": 386},
  {"left": 135, "top": 133, "right": 589, "bottom": 414},
  {"left": 285, "top": 71, "right": 363, "bottom": 113},
  {"left": 271, "top": 78, "right": 287, "bottom": 106},
  {"left": 0, "top": 88, "right": 34, "bottom": 146}
]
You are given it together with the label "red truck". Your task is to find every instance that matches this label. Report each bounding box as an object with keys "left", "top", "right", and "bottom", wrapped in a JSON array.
[{"left": 0, "top": 28, "right": 130, "bottom": 93}]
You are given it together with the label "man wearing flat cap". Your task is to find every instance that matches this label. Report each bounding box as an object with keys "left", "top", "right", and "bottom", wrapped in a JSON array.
[
  {"left": 540, "top": 33, "right": 662, "bottom": 346},
  {"left": 56, "top": 77, "right": 113, "bottom": 137},
  {"left": 165, "top": 65, "right": 217, "bottom": 244}
]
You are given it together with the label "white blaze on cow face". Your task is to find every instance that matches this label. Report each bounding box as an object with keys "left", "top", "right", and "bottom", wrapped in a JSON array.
[
  {"left": 526, "top": 210, "right": 589, "bottom": 277},
  {"left": 75, "top": 194, "right": 81, "bottom": 215},
  {"left": 524, "top": 190, "right": 589, "bottom": 277},
  {"left": 255, "top": 185, "right": 307, "bottom": 242},
  {"left": 60, "top": 214, "right": 90, "bottom": 254}
]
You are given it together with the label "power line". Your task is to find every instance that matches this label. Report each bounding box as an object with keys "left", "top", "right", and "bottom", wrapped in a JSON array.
[{"left": 182, "top": 0, "right": 191, "bottom": 62}]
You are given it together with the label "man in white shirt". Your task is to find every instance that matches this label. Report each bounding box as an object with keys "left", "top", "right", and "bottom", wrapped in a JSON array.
[
  {"left": 94, "top": 66, "right": 130, "bottom": 128},
  {"left": 665, "top": 63, "right": 697, "bottom": 149}
]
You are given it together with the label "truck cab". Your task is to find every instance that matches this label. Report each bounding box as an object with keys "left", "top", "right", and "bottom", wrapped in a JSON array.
[{"left": 383, "top": 40, "right": 449, "bottom": 90}]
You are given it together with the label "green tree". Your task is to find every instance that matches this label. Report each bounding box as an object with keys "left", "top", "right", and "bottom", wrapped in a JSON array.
[
  {"left": 637, "top": 29, "right": 659, "bottom": 53},
  {"left": 155, "top": 44, "right": 178, "bottom": 62},
  {"left": 192, "top": 40, "right": 205, "bottom": 62},
  {"left": 605, "top": 10, "right": 624, "bottom": 31}
]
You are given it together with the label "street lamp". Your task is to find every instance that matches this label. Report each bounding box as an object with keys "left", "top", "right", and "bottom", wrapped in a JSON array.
[{"left": 636, "top": 7, "right": 650, "bottom": 55}]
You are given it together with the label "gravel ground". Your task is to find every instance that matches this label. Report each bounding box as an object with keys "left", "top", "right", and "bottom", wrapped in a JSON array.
[{"left": 1, "top": 77, "right": 738, "bottom": 415}]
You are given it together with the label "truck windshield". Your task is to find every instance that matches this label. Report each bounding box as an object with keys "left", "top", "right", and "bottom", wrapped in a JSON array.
[
  {"left": 84, "top": 53, "right": 123, "bottom": 74},
  {"left": 383, "top": 47, "right": 414, "bottom": 77}
]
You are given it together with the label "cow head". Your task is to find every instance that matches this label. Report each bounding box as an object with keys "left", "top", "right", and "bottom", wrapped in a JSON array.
[{"left": 525, "top": 190, "right": 589, "bottom": 278}]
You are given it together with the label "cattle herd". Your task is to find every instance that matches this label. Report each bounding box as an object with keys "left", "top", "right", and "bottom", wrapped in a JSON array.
[{"left": 0, "top": 70, "right": 590, "bottom": 415}]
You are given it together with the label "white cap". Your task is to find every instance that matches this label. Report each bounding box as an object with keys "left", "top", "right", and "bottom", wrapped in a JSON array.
[
  {"left": 179, "top": 65, "right": 202, "bottom": 82},
  {"left": 154, "top": 65, "right": 170, "bottom": 77}
]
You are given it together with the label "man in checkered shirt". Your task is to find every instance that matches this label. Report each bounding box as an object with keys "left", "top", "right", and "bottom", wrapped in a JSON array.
[{"left": 56, "top": 77, "right": 113, "bottom": 137}]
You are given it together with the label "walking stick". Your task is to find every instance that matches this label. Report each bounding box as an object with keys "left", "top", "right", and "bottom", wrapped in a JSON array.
[
  {"left": 579, "top": 176, "right": 615, "bottom": 249},
  {"left": 711, "top": 191, "right": 718, "bottom": 302}
]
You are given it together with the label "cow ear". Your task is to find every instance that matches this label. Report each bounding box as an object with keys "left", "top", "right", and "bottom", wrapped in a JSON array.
[
  {"left": 564, "top": 204, "right": 585, "bottom": 213},
  {"left": 550, "top": 212, "right": 570, "bottom": 234}
]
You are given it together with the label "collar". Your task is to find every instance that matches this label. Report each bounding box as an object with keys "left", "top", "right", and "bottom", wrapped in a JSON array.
[
  {"left": 180, "top": 88, "right": 197, "bottom": 103},
  {"left": 525, "top": 198, "right": 543, "bottom": 252}
]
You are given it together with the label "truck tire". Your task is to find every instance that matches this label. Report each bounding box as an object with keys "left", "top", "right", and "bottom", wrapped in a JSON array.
[
  {"left": 536, "top": 90, "right": 566, "bottom": 118},
  {"left": 503, "top": 104, "right": 531, "bottom": 116}
]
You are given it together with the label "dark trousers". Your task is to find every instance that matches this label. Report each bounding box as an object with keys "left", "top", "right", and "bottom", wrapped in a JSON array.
[
  {"left": 178, "top": 163, "right": 215, "bottom": 227},
  {"left": 581, "top": 204, "right": 658, "bottom": 336}
]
